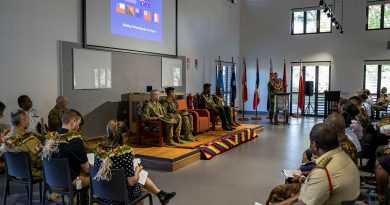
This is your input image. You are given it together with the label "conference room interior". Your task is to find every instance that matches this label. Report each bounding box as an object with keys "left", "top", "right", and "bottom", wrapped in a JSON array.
[{"left": 1, "top": 0, "right": 390, "bottom": 204}]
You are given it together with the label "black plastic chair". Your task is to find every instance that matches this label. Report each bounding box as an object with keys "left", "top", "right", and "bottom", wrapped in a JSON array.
[
  {"left": 89, "top": 165, "right": 153, "bottom": 205},
  {"left": 41, "top": 158, "right": 84, "bottom": 205},
  {"left": 3, "top": 152, "right": 43, "bottom": 205}
]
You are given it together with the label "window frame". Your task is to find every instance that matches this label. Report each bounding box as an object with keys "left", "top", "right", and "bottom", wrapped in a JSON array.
[
  {"left": 366, "top": 1, "right": 390, "bottom": 30},
  {"left": 291, "top": 6, "right": 333, "bottom": 35}
]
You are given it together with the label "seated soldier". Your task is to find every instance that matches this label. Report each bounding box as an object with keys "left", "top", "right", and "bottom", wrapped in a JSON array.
[
  {"left": 372, "top": 87, "right": 389, "bottom": 112},
  {"left": 10, "top": 95, "right": 42, "bottom": 132},
  {"left": 376, "top": 149, "right": 390, "bottom": 204},
  {"left": 269, "top": 114, "right": 358, "bottom": 205},
  {"left": 161, "top": 87, "right": 197, "bottom": 142},
  {"left": 213, "top": 87, "right": 240, "bottom": 127},
  {"left": 199, "top": 83, "right": 234, "bottom": 131},
  {"left": 349, "top": 95, "right": 370, "bottom": 131},
  {"left": 48, "top": 96, "right": 69, "bottom": 131},
  {"left": 142, "top": 90, "right": 178, "bottom": 146},
  {"left": 94, "top": 121, "right": 176, "bottom": 204},
  {"left": 42, "top": 110, "right": 89, "bottom": 204},
  {"left": 1, "top": 110, "right": 42, "bottom": 179},
  {"left": 270, "top": 123, "right": 360, "bottom": 205}
]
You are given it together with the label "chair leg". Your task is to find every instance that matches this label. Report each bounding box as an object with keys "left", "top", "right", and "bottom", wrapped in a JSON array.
[
  {"left": 69, "top": 194, "right": 73, "bottom": 205},
  {"left": 41, "top": 187, "right": 46, "bottom": 205},
  {"left": 3, "top": 178, "right": 9, "bottom": 205},
  {"left": 28, "top": 184, "right": 33, "bottom": 205},
  {"left": 39, "top": 183, "right": 42, "bottom": 203},
  {"left": 148, "top": 193, "right": 153, "bottom": 205},
  {"left": 76, "top": 193, "right": 80, "bottom": 205},
  {"left": 61, "top": 195, "right": 65, "bottom": 205}
]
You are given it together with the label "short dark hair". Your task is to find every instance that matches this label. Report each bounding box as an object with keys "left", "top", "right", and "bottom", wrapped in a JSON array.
[
  {"left": 0, "top": 101, "right": 5, "bottom": 112},
  {"left": 165, "top": 87, "right": 175, "bottom": 95},
  {"left": 342, "top": 101, "right": 359, "bottom": 118},
  {"left": 10, "top": 110, "right": 27, "bottom": 126},
  {"left": 203, "top": 83, "right": 211, "bottom": 90},
  {"left": 348, "top": 96, "right": 362, "bottom": 106},
  {"left": 338, "top": 98, "right": 348, "bottom": 108},
  {"left": 61, "top": 110, "right": 82, "bottom": 125},
  {"left": 310, "top": 123, "right": 339, "bottom": 151},
  {"left": 358, "top": 93, "right": 368, "bottom": 101},
  {"left": 17, "top": 95, "right": 30, "bottom": 107}
]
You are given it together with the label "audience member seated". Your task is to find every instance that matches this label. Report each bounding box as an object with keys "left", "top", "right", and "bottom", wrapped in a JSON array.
[
  {"left": 0, "top": 110, "right": 42, "bottom": 179},
  {"left": 349, "top": 95, "right": 370, "bottom": 131},
  {"left": 199, "top": 83, "right": 234, "bottom": 131},
  {"left": 213, "top": 87, "right": 240, "bottom": 127},
  {"left": 269, "top": 123, "right": 360, "bottom": 205},
  {"left": 94, "top": 120, "right": 176, "bottom": 204},
  {"left": 48, "top": 96, "right": 69, "bottom": 132},
  {"left": 372, "top": 87, "right": 389, "bottom": 112},
  {"left": 340, "top": 101, "right": 362, "bottom": 153},
  {"left": 303, "top": 113, "right": 358, "bottom": 164},
  {"left": 10, "top": 95, "right": 42, "bottom": 133},
  {"left": 142, "top": 90, "right": 179, "bottom": 146},
  {"left": 42, "top": 110, "right": 89, "bottom": 204},
  {"left": 358, "top": 93, "right": 371, "bottom": 118},
  {"left": 160, "top": 87, "right": 197, "bottom": 142},
  {"left": 0, "top": 101, "right": 9, "bottom": 137},
  {"left": 376, "top": 150, "right": 390, "bottom": 204}
]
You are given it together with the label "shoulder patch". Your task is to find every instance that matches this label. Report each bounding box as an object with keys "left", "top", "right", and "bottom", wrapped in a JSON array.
[{"left": 316, "top": 156, "right": 333, "bottom": 169}]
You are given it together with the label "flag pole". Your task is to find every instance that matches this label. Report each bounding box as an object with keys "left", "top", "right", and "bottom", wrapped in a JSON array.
[
  {"left": 239, "top": 57, "right": 249, "bottom": 121},
  {"left": 252, "top": 57, "right": 262, "bottom": 120},
  {"left": 293, "top": 59, "right": 304, "bottom": 119}
]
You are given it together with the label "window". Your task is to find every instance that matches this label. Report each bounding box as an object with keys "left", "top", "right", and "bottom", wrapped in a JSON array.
[
  {"left": 367, "top": 1, "right": 390, "bottom": 30},
  {"left": 363, "top": 61, "right": 390, "bottom": 113},
  {"left": 291, "top": 7, "right": 332, "bottom": 35},
  {"left": 290, "top": 62, "right": 331, "bottom": 116}
]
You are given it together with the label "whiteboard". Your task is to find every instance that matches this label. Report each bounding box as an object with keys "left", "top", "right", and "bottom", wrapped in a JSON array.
[
  {"left": 73, "top": 48, "right": 112, "bottom": 90},
  {"left": 161, "top": 58, "right": 182, "bottom": 87}
]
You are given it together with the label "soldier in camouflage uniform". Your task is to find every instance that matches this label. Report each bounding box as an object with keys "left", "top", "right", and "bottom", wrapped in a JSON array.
[
  {"left": 160, "top": 87, "right": 196, "bottom": 142},
  {"left": 142, "top": 90, "right": 178, "bottom": 146},
  {"left": 1, "top": 110, "right": 42, "bottom": 179},
  {"left": 48, "top": 96, "right": 69, "bottom": 131},
  {"left": 199, "top": 83, "right": 234, "bottom": 131},
  {"left": 213, "top": 87, "right": 240, "bottom": 127},
  {"left": 268, "top": 72, "right": 283, "bottom": 124}
]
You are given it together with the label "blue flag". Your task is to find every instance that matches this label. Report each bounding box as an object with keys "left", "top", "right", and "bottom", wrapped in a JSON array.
[
  {"left": 217, "top": 56, "right": 224, "bottom": 92},
  {"left": 230, "top": 57, "right": 236, "bottom": 107}
]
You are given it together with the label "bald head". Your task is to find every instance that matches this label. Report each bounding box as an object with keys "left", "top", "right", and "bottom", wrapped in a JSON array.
[
  {"left": 56, "top": 96, "right": 68, "bottom": 110},
  {"left": 325, "top": 113, "right": 346, "bottom": 134}
]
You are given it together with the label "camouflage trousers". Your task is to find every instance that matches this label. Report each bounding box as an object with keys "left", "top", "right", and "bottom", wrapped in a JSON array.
[
  {"left": 266, "top": 183, "right": 301, "bottom": 205},
  {"left": 181, "top": 114, "right": 193, "bottom": 136},
  {"left": 268, "top": 95, "right": 278, "bottom": 118},
  {"left": 164, "top": 114, "right": 182, "bottom": 141}
]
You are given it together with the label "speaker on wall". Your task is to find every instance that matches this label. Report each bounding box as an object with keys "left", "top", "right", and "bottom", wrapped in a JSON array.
[
  {"left": 146, "top": 86, "right": 153, "bottom": 92},
  {"left": 304, "top": 81, "right": 314, "bottom": 96}
]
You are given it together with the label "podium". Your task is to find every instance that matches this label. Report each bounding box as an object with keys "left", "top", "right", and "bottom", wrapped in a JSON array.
[
  {"left": 274, "top": 93, "right": 290, "bottom": 124},
  {"left": 324, "top": 91, "right": 340, "bottom": 118}
]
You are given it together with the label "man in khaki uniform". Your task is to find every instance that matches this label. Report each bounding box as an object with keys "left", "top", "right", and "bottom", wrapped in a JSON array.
[
  {"left": 48, "top": 96, "right": 69, "bottom": 131},
  {"left": 160, "top": 87, "right": 196, "bottom": 142},
  {"left": 199, "top": 83, "right": 234, "bottom": 131},
  {"left": 1, "top": 110, "right": 42, "bottom": 179},
  {"left": 272, "top": 123, "right": 360, "bottom": 205},
  {"left": 142, "top": 90, "right": 178, "bottom": 146},
  {"left": 213, "top": 87, "right": 239, "bottom": 127}
]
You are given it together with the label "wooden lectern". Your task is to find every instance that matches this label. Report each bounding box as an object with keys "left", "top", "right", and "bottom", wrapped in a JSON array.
[{"left": 324, "top": 91, "right": 341, "bottom": 118}]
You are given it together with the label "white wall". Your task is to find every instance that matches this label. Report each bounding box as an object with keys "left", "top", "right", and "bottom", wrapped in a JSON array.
[
  {"left": 240, "top": 0, "right": 390, "bottom": 112},
  {"left": 0, "top": 0, "right": 240, "bottom": 128}
]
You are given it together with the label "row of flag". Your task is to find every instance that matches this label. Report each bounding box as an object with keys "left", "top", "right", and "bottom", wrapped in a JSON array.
[
  {"left": 116, "top": 3, "right": 160, "bottom": 23},
  {"left": 217, "top": 57, "right": 305, "bottom": 113}
]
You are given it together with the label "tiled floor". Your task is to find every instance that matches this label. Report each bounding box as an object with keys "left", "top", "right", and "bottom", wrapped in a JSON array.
[{"left": 0, "top": 116, "right": 367, "bottom": 205}]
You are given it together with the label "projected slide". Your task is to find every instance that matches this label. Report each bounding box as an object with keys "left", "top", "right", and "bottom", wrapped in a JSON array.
[{"left": 111, "top": 0, "right": 163, "bottom": 42}]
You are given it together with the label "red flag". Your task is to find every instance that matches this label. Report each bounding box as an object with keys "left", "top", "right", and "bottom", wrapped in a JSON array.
[
  {"left": 283, "top": 59, "right": 287, "bottom": 94},
  {"left": 297, "top": 60, "right": 305, "bottom": 112},
  {"left": 253, "top": 58, "right": 260, "bottom": 110},
  {"left": 242, "top": 58, "right": 248, "bottom": 103}
]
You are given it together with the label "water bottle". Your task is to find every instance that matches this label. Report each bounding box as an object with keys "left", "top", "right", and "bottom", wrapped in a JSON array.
[{"left": 368, "top": 189, "right": 379, "bottom": 205}]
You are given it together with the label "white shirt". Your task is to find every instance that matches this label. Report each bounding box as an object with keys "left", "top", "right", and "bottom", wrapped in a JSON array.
[
  {"left": 362, "top": 102, "right": 371, "bottom": 118},
  {"left": 345, "top": 127, "right": 362, "bottom": 152},
  {"left": 10, "top": 108, "right": 40, "bottom": 132}
]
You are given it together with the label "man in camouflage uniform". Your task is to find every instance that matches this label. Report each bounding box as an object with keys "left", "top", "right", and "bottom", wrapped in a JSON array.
[
  {"left": 48, "top": 96, "right": 69, "bottom": 131},
  {"left": 213, "top": 87, "right": 239, "bottom": 127},
  {"left": 199, "top": 83, "right": 234, "bottom": 131},
  {"left": 142, "top": 90, "right": 178, "bottom": 146},
  {"left": 2, "top": 110, "right": 42, "bottom": 179},
  {"left": 268, "top": 72, "right": 283, "bottom": 124},
  {"left": 160, "top": 87, "right": 196, "bottom": 142}
]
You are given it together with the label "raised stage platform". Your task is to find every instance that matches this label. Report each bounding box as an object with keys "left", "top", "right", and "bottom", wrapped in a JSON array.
[{"left": 132, "top": 124, "right": 263, "bottom": 172}]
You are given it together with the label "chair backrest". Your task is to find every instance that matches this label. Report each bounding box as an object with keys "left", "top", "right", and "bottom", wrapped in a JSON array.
[
  {"left": 193, "top": 93, "right": 200, "bottom": 109},
  {"left": 89, "top": 165, "right": 128, "bottom": 203},
  {"left": 42, "top": 158, "right": 73, "bottom": 190},
  {"left": 177, "top": 99, "right": 188, "bottom": 111},
  {"left": 4, "top": 152, "right": 31, "bottom": 180}
]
